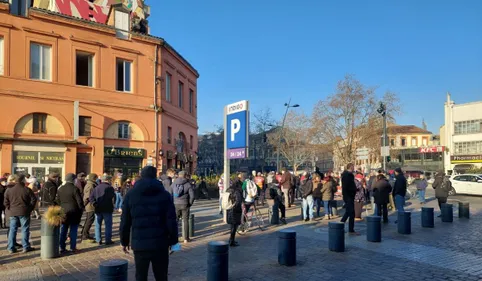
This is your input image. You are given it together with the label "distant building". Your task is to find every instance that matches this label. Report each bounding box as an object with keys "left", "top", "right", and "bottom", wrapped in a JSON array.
[{"left": 441, "top": 94, "right": 482, "bottom": 173}]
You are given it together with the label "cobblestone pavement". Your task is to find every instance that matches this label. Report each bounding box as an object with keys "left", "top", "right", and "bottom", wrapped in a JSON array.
[{"left": 1, "top": 188, "right": 482, "bottom": 281}]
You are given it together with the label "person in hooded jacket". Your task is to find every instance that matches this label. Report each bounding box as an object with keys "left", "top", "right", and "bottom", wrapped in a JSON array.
[
  {"left": 392, "top": 168, "right": 407, "bottom": 213},
  {"left": 172, "top": 171, "right": 195, "bottom": 243},
  {"left": 41, "top": 172, "right": 60, "bottom": 207},
  {"left": 340, "top": 163, "right": 358, "bottom": 235},
  {"left": 312, "top": 174, "right": 323, "bottom": 217},
  {"left": 321, "top": 176, "right": 334, "bottom": 219},
  {"left": 159, "top": 168, "right": 175, "bottom": 196},
  {"left": 300, "top": 171, "right": 314, "bottom": 221},
  {"left": 90, "top": 174, "right": 116, "bottom": 245},
  {"left": 120, "top": 166, "right": 178, "bottom": 281},
  {"left": 373, "top": 174, "right": 392, "bottom": 223},
  {"left": 81, "top": 173, "right": 98, "bottom": 241},
  {"left": 226, "top": 173, "right": 244, "bottom": 247},
  {"left": 56, "top": 173, "right": 84, "bottom": 253},
  {"left": 74, "top": 173, "right": 86, "bottom": 195},
  {"left": 432, "top": 170, "right": 451, "bottom": 216}
]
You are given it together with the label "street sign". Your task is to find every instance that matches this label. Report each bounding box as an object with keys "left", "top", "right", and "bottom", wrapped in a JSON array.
[
  {"left": 419, "top": 146, "right": 445, "bottom": 153},
  {"left": 356, "top": 148, "right": 369, "bottom": 156},
  {"left": 356, "top": 155, "right": 369, "bottom": 160},
  {"left": 225, "top": 100, "right": 249, "bottom": 159},
  {"left": 381, "top": 146, "right": 390, "bottom": 157}
]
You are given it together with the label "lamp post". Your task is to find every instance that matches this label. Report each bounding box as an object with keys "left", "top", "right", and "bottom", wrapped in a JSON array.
[
  {"left": 377, "top": 102, "right": 387, "bottom": 172},
  {"left": 276, "top": 99, "right": 300, "bottom": 171}
]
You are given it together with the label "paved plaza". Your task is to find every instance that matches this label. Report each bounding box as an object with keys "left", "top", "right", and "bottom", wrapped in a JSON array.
[{"left": 1, "top": 189, "right": 482, "bottom": 281}]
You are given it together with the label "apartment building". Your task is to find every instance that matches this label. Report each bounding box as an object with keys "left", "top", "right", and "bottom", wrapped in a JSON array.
[{"left": 0, "top": 0, "right": 199, "bottom": 179}]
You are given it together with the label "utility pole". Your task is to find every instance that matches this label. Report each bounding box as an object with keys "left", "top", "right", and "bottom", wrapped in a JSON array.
[
  {"left": 276, "top": 99, "right": 300, "bottom": 171},
  {"left": 378, "top": 102, "right": 388, "bottom": 172}
]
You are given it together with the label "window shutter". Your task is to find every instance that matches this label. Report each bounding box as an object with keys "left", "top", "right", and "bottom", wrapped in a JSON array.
[{"left": 33, "top": 114, "right": 39, "bottom": 133}]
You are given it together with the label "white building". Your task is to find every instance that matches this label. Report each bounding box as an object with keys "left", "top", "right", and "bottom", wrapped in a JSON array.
[{"left": 441, "top": 93, "right": 482, "bottom": 173}]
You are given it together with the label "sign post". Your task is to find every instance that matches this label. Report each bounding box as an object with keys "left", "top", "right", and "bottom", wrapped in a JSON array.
[{"left": 223, "top": 100, "right": 249, "bottom": 223}]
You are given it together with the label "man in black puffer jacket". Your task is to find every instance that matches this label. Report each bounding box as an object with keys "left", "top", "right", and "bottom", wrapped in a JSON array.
[
  {"left": 41, "top": 172, "right": 60, "bottom": 207},
  {"left": 340, "top": 163, "right": 358, "bottom": 235},
  {"left": 120, "top": 166, "right": 178, "bottom": 281}
]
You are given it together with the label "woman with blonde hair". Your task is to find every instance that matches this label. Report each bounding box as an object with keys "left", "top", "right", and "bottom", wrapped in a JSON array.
[{"left": 312, "top": 174, "right": 323, "bottom": 218}]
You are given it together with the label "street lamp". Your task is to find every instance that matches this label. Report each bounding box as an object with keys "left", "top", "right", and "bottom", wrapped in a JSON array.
[
  {"left": 276, "top": 99, "right": 300, "bottom": 171},
  {"left": 378, "top": 102, "right": 387, "bottom": 172}
]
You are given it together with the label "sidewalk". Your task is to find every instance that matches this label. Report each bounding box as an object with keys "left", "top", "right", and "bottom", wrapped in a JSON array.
[{"left": 0, "top": 194, "right": 481, "bottom": 280}]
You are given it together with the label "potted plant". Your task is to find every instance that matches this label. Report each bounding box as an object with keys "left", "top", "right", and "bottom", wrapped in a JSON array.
[{"left": 40, "top": 206, "right": 65, "bottom": 259}]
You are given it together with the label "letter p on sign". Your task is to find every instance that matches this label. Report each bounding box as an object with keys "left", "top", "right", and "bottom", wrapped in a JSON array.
[{"left": 231, "top": 119, "right": 241, "bottom": 141}]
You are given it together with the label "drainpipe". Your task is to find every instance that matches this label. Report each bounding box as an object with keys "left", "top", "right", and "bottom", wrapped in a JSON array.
[{"left": 154, "top": 45, "right": 159, "bottom": 170}]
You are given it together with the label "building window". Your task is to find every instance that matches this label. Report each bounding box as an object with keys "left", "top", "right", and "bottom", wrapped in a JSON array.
[
  {"left": 390, "top": 139, "right": 395, "bottom": 146},
  {"left": 189, "top": 89, "right": 193, "bottom": 113},
  {"left": 454, "top": 141, "right": 482, "bottom": 155},
  {"left": 178, "top": 82, "right": 183, "bottom": 108},
  {"left": 167, "top": 126, "right": 172, "bottom": 144},
  {"left": 118, "top": 122, "right": 129, "bottom": 139},
  {"left": 401, "top": 137, "right": 406, "bottom": 147},
  {"left": 32, "top": 113, "right": 47, "bottom": 134},
  {"left": 190, "top": 135, "right": 193, "bottom": 150},
  {"left": 166, "top": 72, "right": 171, "bottom": 102},
  {"left": 454, "top": 120, "right": 482, "bottom": 135},
  {"left": 79, "top": 116, "right": 91, "bottom": 137},
  {"left": 114, "top": 10, "right": 130, "bottom": 40},
  {"left": 10, "top": 0, "right": 28, "bottom": 16},
  {"left": 422, "top": 137, "right": 428, "bottom": 146},
  {"left": 411, "top": 137, "right": 417, "bottom": 147},
  {"left": 0, "top": 37, "right": 4, "bottom": 75},
  {"left": 76, "top": 51, "right": 94, "bottom": 87},
  {"left": 116, "top": 59, "right": 132, "bottom": 92},
  {"left": 30, "top": 43, "right": 51, "bottom": 81}
]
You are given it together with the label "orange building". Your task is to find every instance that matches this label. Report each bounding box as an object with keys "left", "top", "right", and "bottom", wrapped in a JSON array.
[{"left": 0, "top": 1, "right": 199, "bottom": 179}]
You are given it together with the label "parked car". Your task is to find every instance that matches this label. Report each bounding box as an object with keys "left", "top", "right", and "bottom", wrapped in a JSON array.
[{"left": 449, "top": 174, "right": 482, "bottom": 196}]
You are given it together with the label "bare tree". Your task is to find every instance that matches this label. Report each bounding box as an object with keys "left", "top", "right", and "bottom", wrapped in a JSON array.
[
  {"left": 252, "top": 108, "right": 276, "bottom": 134},
  {"left": 311, "top": 74, "right": 400, "bottom": 168},
  {"left": 268, "top": 111, "right": 314, "bottom": 172}
]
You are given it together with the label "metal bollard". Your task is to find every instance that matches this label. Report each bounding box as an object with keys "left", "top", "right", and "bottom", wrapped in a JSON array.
[
  {"left": 270, "top": 200, "right": 280, "bottom": 225},
  {"left": 441, "top": 203, "right": 453, "bottom": 222},
  {"left": 278, "top": 230, "right": 296, "bottom": 266},
  {"left": 99, "top": 259, "right": 128, "bottom": 281},
  {"left": 189, "top": 214, "right": 195, "bottom": 238},
  {"left": 40, "top": 219, "right": 60, "bottom": 260},
  {"left": 397, "top": 211, "right": 411, "bottom": 235},
  {"left": 366, "top": 216, "right": 381, "bottom": 242},
  {"left": 207, "top": 241, "right": 229, "bottom": 281},
  {"left": 328, "top": 222, "right": 345, "bottom": 252},
  {"left": 459, "top": 202, "right": 470, "bottom": 219},
  {"left": 421, "top": 207, "right": 434, "bottom": 228}
]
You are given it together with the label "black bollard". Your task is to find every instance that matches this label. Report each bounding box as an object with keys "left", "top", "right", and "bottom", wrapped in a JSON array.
[
  {"left": 397, "top": 211, "right": 411, "bottom": 235},
  {"left": 99, "top": 259, "right": 128, "bottom": 281},
  {"left": 207, "top": 241, "right": 229, "bottom": 281},
  {"left": 278, "top": 230, "right": 296, "bottom": 266},
  {"left": 366, "top": 216, "right": 381, "bottom": 242},
  {"left": 441, "top": 203, "right": 453, "bottom": 222},
  {"left": 421, "top": 207, "right": 434, "bottom": 228},
  {"left": 270, "top": 200, "right": 279, "bottom": 225},
  {"left": 40, "top": 219, "right": 60, "bottom": 260},
  {"left": 459, "top": 202, "right": 470, "bottom": 219},
  {"left": 189, "top": 214, "right": 195, "bottom": 238},
  {"left": 328, "top": 222, "right": 345, "bottom": 252}
]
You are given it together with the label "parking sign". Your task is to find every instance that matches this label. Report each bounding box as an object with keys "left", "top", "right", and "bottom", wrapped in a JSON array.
[{"left": 225, "top": 100, "right": 249, "bottom": 159}]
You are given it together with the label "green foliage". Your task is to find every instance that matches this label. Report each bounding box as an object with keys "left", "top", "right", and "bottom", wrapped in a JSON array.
[{"left": 467, "top": 168, "right": 482, "bottom": 174}]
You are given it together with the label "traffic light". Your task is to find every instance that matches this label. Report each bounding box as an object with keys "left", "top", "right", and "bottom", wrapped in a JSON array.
[{"left": 386, "top": 156, "right": 391, "bottom": 162}]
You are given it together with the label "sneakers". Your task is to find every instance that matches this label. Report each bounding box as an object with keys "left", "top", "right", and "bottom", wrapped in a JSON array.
[
  {"left": 229, "top": 241, "right": 239, "bottom": 247},
  {"left": 105, "top": 241, "right": 115, "bottom": 246},
  {"left": 8, "top": 249, "right": 17, "bottom": 254},
  {"left": 183, "top": 239, "right": 191, "bottom": 244},
  {"left": 280, "top": 218, "right": 287, "bottom": 225},
  {"left": 22, "top": 247, "right": 35, "bottom": 253}
]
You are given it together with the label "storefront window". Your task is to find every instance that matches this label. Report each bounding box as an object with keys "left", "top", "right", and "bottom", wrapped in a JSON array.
[{"left": 12, "top": 150, "right": 65, "bottom": 178}]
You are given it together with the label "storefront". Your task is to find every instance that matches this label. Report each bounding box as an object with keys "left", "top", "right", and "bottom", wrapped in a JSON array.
[
  {"left": 104, "top": 147, "right": 145, "bottom": 179},
  {"left": 12, "top": 151, "right": 65, "bottom": 179},
  {"left": 450, "top": 155, "right": 482, "bottom": 174}
]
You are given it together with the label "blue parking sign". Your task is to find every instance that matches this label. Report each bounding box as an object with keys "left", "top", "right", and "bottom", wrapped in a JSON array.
[{"left": 227, "top": 111, "right": 247, "bottom": 149}]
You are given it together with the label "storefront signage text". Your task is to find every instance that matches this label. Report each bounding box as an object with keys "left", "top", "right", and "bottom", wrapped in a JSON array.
[
  {"left": 13, "top": 151, "right": 65, "bottom": 164},
  {"left": 13, "top": 151, "right": 38, "bottom": 164},
  {"left": 40, "top": 152, "right": 64, "bottom": 164},
  {"left": 419, "top": 146, "right": 445, "bottom": 153},
  {"left": 104, "top": 147, "right": 145, "bottom": 158},
  {"left": 451, "top": 155, "right": 482, "bottom": 163}
]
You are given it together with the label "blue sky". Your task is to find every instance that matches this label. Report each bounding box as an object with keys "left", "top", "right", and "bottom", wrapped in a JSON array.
[{"left": 148, "top": 0, "right": 482, "bottom": 135}]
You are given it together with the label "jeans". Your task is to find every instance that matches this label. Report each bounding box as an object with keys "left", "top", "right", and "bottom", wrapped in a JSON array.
[
  {"left": 8, "top": 216, "right": 30, "bottom": 251},
  {"left": 395, "top": 195, "right": 405, "bottom": 212},
  {"left": 81, "top": 211, "right": 95, "bottom": 239},
  {"left": 314, "top": 198, "right": 322, "bottom": 216},
  {"left": 95, "top": 213, "right": 113, "bottom": 243},
  {"left": 175, "top": 204, "right": 190, "bottom": 241},
  {"left": 418, "top": 189, "right": 426, "bottom": 203},
  {"left": 60, "top": 223, "right": 79, "bottom": 250},
  {"left": 302, "top": 195, "right": 314, "bottom": 220},
  {"left": 115, "top": 192, "right": 123, "bottom": 210},
  {"left": 324, "top": 200, "right": 332, "bottom": 216},
  {"left": 341, "top": 199, "right": 355, "bottom": 232},
  {"left": 134, "top": 249, "right": 169, "bottom": 281}
]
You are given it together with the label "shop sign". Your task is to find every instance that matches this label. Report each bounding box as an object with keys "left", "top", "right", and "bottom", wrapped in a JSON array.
[
  {"left": 451, "top": 155, "right": 482, "bottom": 163},
  {"left": 419, "top": 146, "right": 445, "bottom": 153},
  {"left": 104, "top": 147, "right": 145, "bottom": 158},
  {"left": 13, "top": 151, "right": 38, "bottom": 164},
  {"left": 40, "top": 152, "right": 65, "bottom": 164}
]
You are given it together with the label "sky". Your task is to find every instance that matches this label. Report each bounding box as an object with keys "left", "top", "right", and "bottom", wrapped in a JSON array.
[{"left": 147, "top": 0, "right": 482, "bottom": 135}]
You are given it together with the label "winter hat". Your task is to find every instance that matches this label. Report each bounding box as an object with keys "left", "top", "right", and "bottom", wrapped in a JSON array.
[
  {"left": 87, "top": 173, "right": 98, "bottom": 182},
  {"left": 355, "top": 174, "right": 364, "bottom": 181},
  {"left": 65, "top": 173, "right": 76, "bottom": 183},
  {"left": 141, "top": 166, "right": 157, "bottom": 179},
  {"left": 394, "top": 168, "right": 403, "bottom": 174}
]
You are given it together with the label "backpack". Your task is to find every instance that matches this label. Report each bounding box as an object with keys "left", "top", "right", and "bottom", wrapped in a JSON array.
[
  {"left": 246, "top": 180, "right": 258, "bottom": 198},
  {"left": 222, "top": 192, "right": 234, "bottom": 210},
  {"left": 269, "top": 187, "right": 277, "bottom": 199},
  {"left": 331, "top": 181, "right": 338, "bottom": 194},
  {"left": 172, "top": 183, "right": 185, "bottom": 198},
  {"left": 442, "top": 177, "right": 452, "bottom": 193}
]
